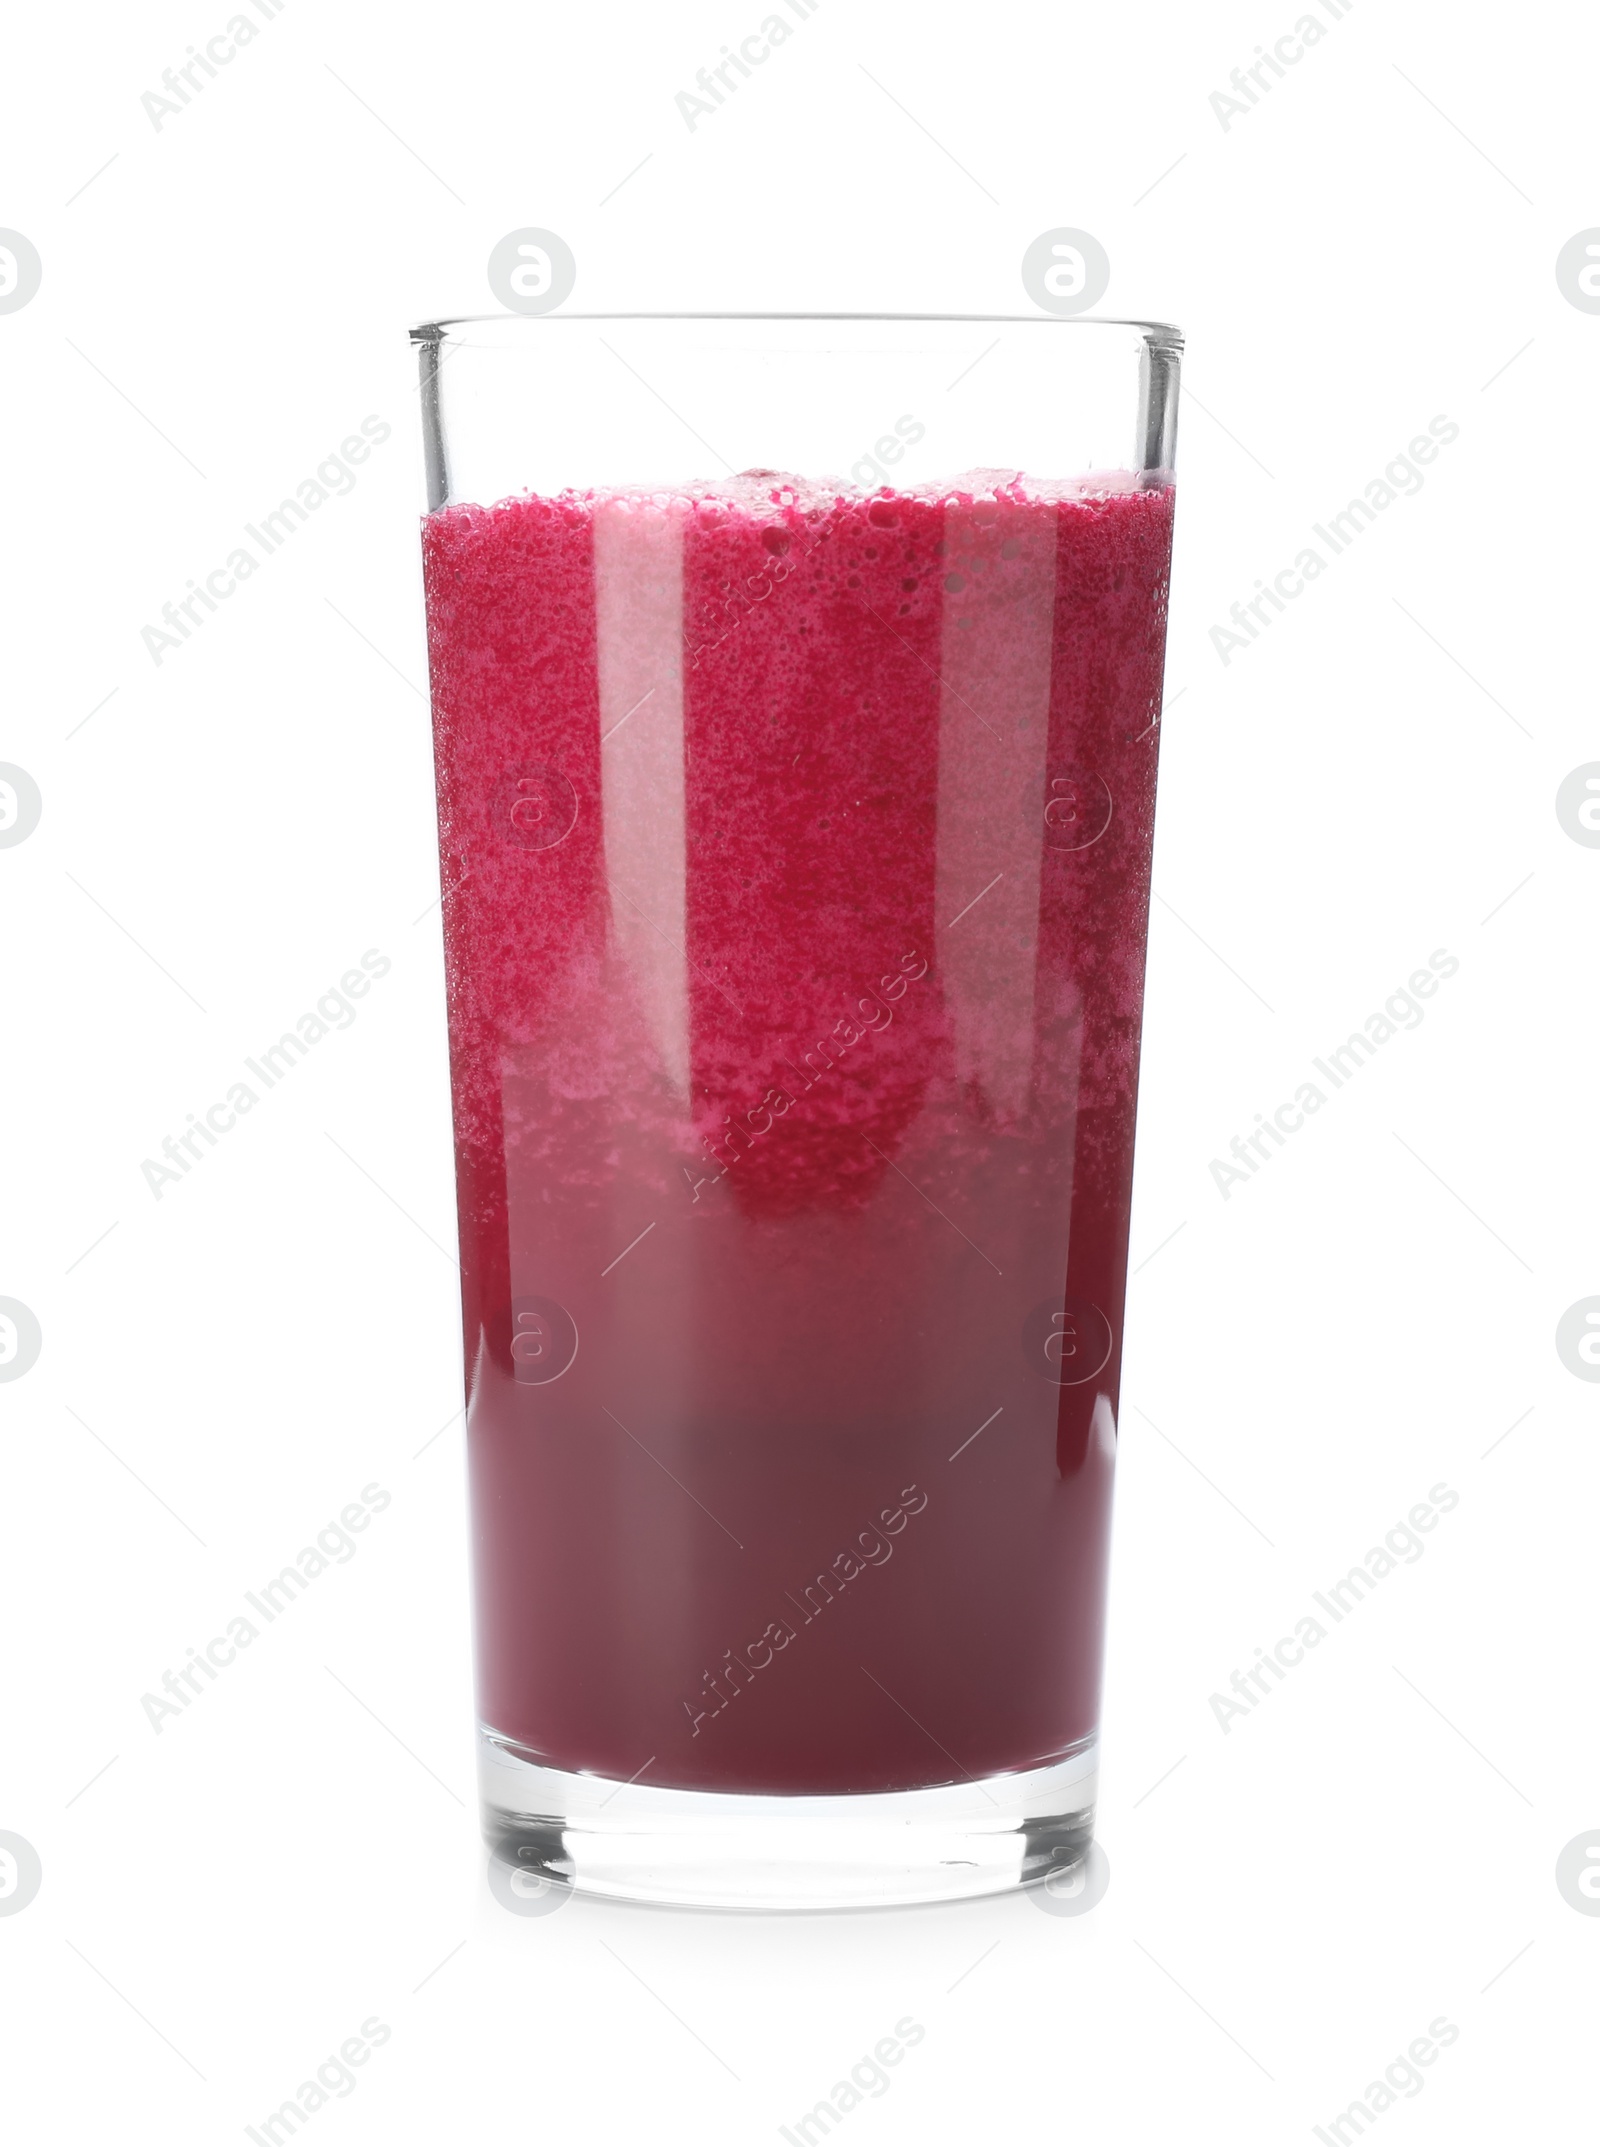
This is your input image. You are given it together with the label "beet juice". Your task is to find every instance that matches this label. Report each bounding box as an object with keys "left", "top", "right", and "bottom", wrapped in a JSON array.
[{"left": 413, "top": 312, "right": 1180, "bottom": 1907}]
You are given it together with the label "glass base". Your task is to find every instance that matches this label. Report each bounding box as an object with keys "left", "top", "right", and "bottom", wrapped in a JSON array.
[{"left": 480, "top": 1728, "right": 1098, "bottom": 1910}]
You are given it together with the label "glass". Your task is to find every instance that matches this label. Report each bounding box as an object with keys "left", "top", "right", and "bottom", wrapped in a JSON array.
[{"left": 409, "top": 313, "right": 1181, "bottom": 1908}]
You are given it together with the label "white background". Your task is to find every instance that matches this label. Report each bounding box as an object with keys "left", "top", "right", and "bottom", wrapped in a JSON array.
[{"left": 2, "top": 0, "right": 1596, "bottom": 2139}]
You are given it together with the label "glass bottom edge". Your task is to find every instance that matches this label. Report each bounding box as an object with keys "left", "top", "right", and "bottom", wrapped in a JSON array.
[{"left": 480, "top": 1726, "right": 1098, "bottom": 1910}]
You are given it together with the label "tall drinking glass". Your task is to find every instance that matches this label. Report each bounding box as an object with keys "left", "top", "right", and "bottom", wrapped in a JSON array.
[{"left": 411, "top": 314, "right": 1181, "bottom": 1908}]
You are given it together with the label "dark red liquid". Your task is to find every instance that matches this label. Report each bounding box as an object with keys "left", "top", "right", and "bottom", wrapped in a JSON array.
[{"left": 422, "top": 474, "right": 1173, "bottom": 1795}]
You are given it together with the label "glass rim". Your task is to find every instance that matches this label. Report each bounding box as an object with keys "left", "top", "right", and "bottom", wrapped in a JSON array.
[
  {"left": 410, "top": 312, "right": 1183, "bottom": 509},
  {"left": 410, "top": 312, "right": 1183, "bottom": 351}
]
